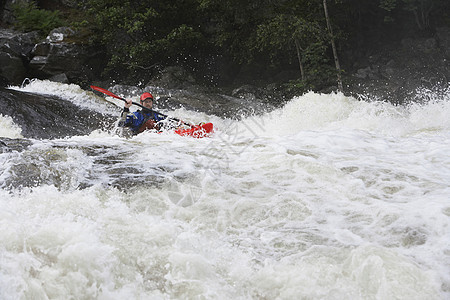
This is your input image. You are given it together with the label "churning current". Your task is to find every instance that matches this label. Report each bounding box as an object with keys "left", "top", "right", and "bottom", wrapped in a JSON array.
[{"left": 0, "top": 80, "right": 449, "bottom": 299}]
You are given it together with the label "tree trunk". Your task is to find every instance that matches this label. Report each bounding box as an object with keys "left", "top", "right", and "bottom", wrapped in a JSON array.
[
  {"left": 413, "top": 10, "right": 424, "bottom": 30},
  {"left": 412, "top": 1, "right": 433, "bottom": 30},
  {"left": 294, "top": 38, "right": 305, "bottom": 81},
  {"left": 323, "top": 0, "right": 343, "bottom": 92}
]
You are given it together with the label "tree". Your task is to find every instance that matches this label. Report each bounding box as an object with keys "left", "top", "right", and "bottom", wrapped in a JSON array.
[
  {"left": 12, "top": 0, "right": 64, "bottom": 36},
  {"left": 83, "top": 0, "right": 207, "bottom": 81},
  {"left": 379, "top": 0, "right": 436, "bottom": 30},
  {"left": 255, "top": 14, "right": 326, "bottom": 82},
  {"left": 323, "top": 0, "right": 343, "bottom": 92},
  {"left": 197, "top": 0, "right": 274, "bottom": 65}
]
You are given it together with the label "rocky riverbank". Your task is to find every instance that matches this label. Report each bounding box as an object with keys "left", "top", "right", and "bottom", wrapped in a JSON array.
[
  {"left": 0, "top": 27, "right": 105, "bottom": 87},
  {"left": 1, "top": 24, "right": 449, "bottom": 105},
  {"left": 344, "top": 27, "right": 450, "bottom": 104}
]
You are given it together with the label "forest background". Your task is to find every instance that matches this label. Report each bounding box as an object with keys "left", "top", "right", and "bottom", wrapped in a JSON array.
[{"left": 1, "top": 0, "right": 449, "bottom": 99}]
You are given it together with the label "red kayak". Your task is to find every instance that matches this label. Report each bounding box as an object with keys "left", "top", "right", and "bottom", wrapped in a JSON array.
[{"left": 174, "top": 122, "right": 214, "bottom": 138}]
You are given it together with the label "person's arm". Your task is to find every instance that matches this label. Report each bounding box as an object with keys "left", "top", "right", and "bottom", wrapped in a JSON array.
[
  {"left": 118, "top": 99, "right": 133, "bottom": 126},
  {"left": 122, "top": 99, "right": 132, "bottom": 114}
]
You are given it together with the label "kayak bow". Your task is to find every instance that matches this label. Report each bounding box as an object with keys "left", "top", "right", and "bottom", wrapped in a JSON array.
[{"left": 174, "top": 123, "right": 214, "bottom": 138}]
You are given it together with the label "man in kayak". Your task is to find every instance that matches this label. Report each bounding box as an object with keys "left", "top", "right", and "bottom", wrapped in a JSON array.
[{"left": 119, "top": 92, "right": 167, "bottom": 134}]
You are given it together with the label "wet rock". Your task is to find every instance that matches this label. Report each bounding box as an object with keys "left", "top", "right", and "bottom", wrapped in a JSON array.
[
  {"left": 150, "top": 66, "right": 196, "bottom": 89},
  {"left": 379, "top": 60, "right": 398, "bottom": 79},
  {"left": 32, "top": 42, "right": 51, "bottom": 56},
  {"left": 355, "top": 66, "right": 379, "bottom": 79},
  {"left": 0, "top": 74, "right": 8, "bottom": 87},
  {"left": 232, "top": 84, "right": 258, "bottom": 101},
  {"left": 401, "top": 37, "right": 437, "bottom": 53},
  {"left": 46, "top": 27, "right": 76, "bottom": 43},
  {"left": 0, "top": 137, "right": 33, "bottom": 153},
  {"left": 0, "top": 26, "right": 106, "bottom": 86},
  {"left": 49, "top": 73, "right": 69, "bottom": 83},
  {"left": 28, "top": 27, "right": 105, "bottom": 83},
  {"left": 347, "top": 34, "right": 450, "bottom": 104},
  {"left": 0, "top": 29, "right": 39, "bottom": 85},
  {"left": 0, "top": 87, "right": 116, "bottom": 139},
  {"left": 436, "top": 27, "right": 450, "bottom": 59},
  {"left": 0, "top": 52, "right": 25, "bottom": 84}
]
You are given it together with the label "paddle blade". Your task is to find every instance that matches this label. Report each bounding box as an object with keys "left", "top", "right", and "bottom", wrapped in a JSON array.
[{"left": 90, "top": 85, "right": 124, "bottom": 101}]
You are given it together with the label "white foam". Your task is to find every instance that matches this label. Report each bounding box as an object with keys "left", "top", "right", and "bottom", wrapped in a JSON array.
[
  {"left": 0, "top": 114, "right": 23, "bottom": 138},
  {"left": 1, "top": 87, "right": 449, "bottom": 299},
  {"left": 9, "top": 79, "right": 119, "bottom": 115},
  {"left": 233, "top": 91, "right": 450, "bottom": 138}
]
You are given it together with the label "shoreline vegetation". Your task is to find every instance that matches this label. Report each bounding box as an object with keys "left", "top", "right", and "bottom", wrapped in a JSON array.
[{"left": 1, "top": 0, "right": 449, "bottom": 103}]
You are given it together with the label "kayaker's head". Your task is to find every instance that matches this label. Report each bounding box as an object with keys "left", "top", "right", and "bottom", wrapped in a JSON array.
[{"left": 140, "top": 92, "right": 154, "bottom": 109}]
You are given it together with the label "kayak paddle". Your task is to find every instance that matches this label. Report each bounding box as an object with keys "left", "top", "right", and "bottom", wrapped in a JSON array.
[{"left": 90, "top": 85, "right": 192, "bottom": 126}]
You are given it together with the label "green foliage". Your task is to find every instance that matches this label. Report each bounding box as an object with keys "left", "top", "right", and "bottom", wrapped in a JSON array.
[
  {"left": 255, "top": 14, "right": 326, "bottom": 68},
  {"left": 82, "top": 0, "right": 207, "bottom": 81},
  {"left": 12, "top": 1, "right": 65, "bottom": 36},
  {"left": 77, "top": 0, "right": 350, "bottom": 88},
  {"left": 379, "top": 0, "right": 440, "bottom": 29},
  {"left": 379, "top": 0, "right": 397, "bottom": 12},
  {"left": 197, "top": 0, "right": 277, "bottom": 64},
  {"left": 67, "top": 0, "right": 448, "bottom": 90},
  {"left": 284, "top": 46, "right": 336, "bottom": 95}
]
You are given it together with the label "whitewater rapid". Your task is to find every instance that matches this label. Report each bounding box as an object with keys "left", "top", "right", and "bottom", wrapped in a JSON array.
[{"left": 1, "top": 80, "right": 449, "bottom": 299}]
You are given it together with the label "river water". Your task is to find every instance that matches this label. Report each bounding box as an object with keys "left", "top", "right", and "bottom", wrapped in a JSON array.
[{"left": 1, "top": 80, "right": 449, "bottom": 299}]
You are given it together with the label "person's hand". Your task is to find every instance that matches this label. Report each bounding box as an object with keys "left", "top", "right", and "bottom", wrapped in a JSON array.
[{"left": 124, "top": 99, "right": 132, "bottom": 108}]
